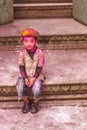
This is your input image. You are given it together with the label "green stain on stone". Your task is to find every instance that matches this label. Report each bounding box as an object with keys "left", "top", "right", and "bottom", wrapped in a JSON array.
[
  {"left": 0, "top": 0, "right": 14, "bottom": 24},
  {"left": 73, "top": 0, "right": 87, "bottom": 25}
]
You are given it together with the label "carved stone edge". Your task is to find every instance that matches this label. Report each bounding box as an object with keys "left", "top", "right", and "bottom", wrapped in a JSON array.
[
  {"left": 14, "top": 4, "right": 72, "bottom": 10},
  {"left": 0, "top": 83, "right": 87, "bottom": 101},
  {"left": 0, "top": 35, "right": 87, "bottom": 49}
]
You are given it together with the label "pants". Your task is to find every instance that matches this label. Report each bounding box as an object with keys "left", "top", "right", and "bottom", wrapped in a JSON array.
[{"left": 16, "top": 77, "right": 43, "bottom": 100}]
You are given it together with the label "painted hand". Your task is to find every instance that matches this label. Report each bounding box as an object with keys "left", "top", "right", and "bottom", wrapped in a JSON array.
[
  {"left": 25, "top": 78, "right": 30, "bottom": 87},
  {"left": 28, "top": 77, "right": 36, "bottom": 87}
]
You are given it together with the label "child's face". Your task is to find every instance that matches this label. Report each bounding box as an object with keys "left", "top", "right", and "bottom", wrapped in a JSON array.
[{"left": 23, "top": 36, "right": 37, "bottom": 50}]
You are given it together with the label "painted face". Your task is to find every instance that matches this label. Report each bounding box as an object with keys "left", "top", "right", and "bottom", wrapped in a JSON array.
[{"left": 23, "top": 37, "right": 37, "bottom": 50}]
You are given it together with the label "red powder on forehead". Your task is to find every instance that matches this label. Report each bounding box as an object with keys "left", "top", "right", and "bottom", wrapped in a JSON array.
[{"left": 23, "top": 37, "right": 36, "bottom": 43}]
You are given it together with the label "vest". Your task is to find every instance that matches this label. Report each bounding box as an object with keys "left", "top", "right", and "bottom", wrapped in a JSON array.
[{"left": 19, "top": 48, "right": 44, "bottom": 80}]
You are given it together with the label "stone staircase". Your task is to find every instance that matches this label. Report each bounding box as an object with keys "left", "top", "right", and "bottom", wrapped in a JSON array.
[
  {"left": 1, "top": 47, "right": 87, "bottom": 109},
  {"left": 14, "top": 0, "right": 72, "bottom": 18},
  {"left": 0, "top": 0, "right": 87, "bottom": 108}
]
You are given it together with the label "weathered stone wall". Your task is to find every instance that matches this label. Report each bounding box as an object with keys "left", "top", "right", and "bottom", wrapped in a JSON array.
[
  {"left": 0, "top": 0, "right": 14, "bottom": 24},
  {"left": 73, "top": 0, "right": 87, "bottom": 25}
]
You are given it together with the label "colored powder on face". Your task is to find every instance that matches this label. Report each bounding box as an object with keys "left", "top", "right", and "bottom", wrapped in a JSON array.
[{"left": 23, "top": 37, "right": 36, "bottom": 43}]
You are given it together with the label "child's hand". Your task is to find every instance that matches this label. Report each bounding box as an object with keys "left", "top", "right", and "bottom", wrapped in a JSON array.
[
  {"left": 28, "top": 77, "right": 36, "bottom": 87},
  {"left": 25, "top": 78, "right": 30, "bottom": 87}
]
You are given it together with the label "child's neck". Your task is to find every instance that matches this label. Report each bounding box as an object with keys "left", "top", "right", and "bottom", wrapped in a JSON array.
[{"left": 26, "top": 46, "right": 37, "bottom": 59}]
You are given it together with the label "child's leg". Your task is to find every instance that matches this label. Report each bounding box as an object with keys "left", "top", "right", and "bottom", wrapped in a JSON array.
[
  {"left": 32, "top": 79, "right": 42, "bottom": 102},
  {"left": 22, "top": 84, "right": 28, "bottom": 102},
  {"left": 16, "top": 77, "right": 30, "bottom": 113},
  {"left": 21, "top": 79, "right": 30, "bottom": 113},
  {"left": 31, "top": 79, "right": 43, "bottom": 113}
]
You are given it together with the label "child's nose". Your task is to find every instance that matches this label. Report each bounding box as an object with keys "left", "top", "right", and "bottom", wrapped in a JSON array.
[{"left": 26, "top": 42, "right": 31, "bottom": 45}]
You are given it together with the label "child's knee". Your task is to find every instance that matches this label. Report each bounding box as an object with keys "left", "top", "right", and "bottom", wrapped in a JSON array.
[
  {"left": 33, "top": 89, "right": 41, "bottom": 98},
  {"left": 16, "top": 77, "right": 25, "bottom": 100},
  {"left": 32, "top": 80, "right": 42, "bottom": 98}
]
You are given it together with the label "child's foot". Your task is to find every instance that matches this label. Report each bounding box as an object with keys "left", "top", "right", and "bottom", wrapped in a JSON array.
[
  {"left": 22, "top": 102, "right": 30, "bottom": 113},
  {"left": 30, "top": 103, "right": 38, "bottom": 114}
]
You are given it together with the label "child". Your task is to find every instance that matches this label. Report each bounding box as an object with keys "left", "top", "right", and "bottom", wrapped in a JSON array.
[{"left": 17, "top": 28, "right": 45, "bottom": 114}]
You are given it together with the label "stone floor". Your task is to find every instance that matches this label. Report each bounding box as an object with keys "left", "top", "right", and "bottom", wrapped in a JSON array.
[
  {"left": 0, "top": 18, "right": 87, "bottom": 37},
  {"left": 1, "top": 48, "right": 87, "bottom": 86},
  {"left": 0, "top": 106, "right": 87, "bottom": 130}
]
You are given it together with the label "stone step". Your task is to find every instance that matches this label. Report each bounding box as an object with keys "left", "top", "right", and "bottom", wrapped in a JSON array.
[
  {"left": 0, "top": 48, "right": 87, "bottom": 105},
  {"left": 14, "top": 0, "right": 72, "bottom": 3},
  {"left": 1, "top": 82, "right": 87, "bottom": 102},
  {"left": 1, "top": 85, "right": 87, "bottom": 103},
  {"left": 1, "top": 99, "right": 87, "bottom": 109},
  {"left": 0, "top": 18, "right": 87, "bottom": 49},
  {"left": 14, "top": 3, "right": 72, "bottom": 19}
]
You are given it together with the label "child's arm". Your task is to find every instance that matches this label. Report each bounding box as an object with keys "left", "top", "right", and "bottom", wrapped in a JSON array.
[
  {"left": 34, "top": 49, "right": 44, "bottom": 78},
  {"left": 18, "top": 50, "right": 29, "bottom": 85},
  {"left": 19, "top": 65, "right": 27, "bottom": 79},
  {"left": 33, "top": 67, "right": 42, "bottom": 78}
]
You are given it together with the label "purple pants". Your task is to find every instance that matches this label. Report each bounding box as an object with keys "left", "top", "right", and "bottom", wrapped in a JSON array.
[{"left": 16, "top": 77, "right": 43, "bottom": 100}]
